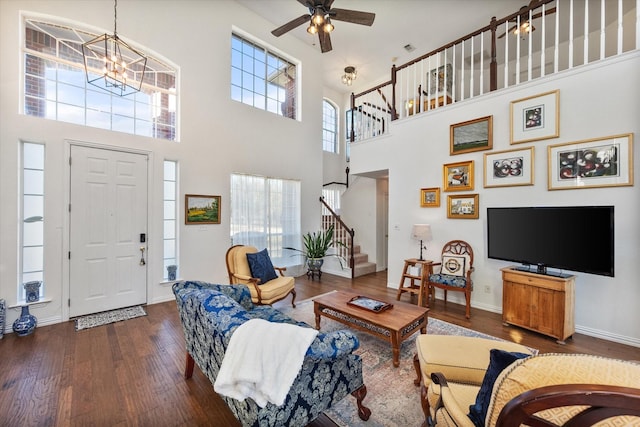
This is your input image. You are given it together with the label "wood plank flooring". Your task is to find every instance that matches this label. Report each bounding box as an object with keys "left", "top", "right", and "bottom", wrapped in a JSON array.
[{"left": 0, "top": 271, "right": 637, "bottom": 426}]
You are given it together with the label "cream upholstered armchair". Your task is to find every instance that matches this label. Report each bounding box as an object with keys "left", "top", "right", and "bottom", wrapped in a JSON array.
[
  {"left": 225, "top": 245, "right": 296, "bottom": 307},
  {"left": 427, "top": 240, "right": 474, "bottom": 318},
  {"left": 414, "top": 334, "right": 640, "bottom": 427}
]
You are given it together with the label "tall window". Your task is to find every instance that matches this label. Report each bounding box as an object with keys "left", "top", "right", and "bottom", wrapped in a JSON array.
[
  {"left": 21, "top": 142, "right": 45, "bottom": 301},
  {"left": 23, "top": 17, "right": 178, "bottom": 141},
  {"left": 323, "top": 99, "right": 338, "bottom": 153},
  {"left": 163, "top": 160, "right": 178, "bottom": 279},
  {"left": 230, "top": 174, "right": 301, "bottom": 267},
  {"left": 231, "top": 33, "right": 298, "bottom": 120}
]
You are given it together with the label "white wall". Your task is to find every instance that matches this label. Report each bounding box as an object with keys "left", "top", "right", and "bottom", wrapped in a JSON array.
[
  {"left": 349, "top": 52, "right": 640, "bottom": 346},
  {"left": 0, "top": 1, "right": 325, "bottom": 328}
]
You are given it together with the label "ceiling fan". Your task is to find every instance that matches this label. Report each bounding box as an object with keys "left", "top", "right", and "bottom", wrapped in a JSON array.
[
  {"left": 497, "top": 0, "right": 557, "bottom": 39},
  {"left": 271, "top": 0, "right": 375, "bottom": 53}
]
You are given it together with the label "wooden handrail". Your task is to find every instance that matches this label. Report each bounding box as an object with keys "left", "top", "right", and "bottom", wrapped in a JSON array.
[
  {"left": 350, "top": 0, "right": 558, "bottom": 131},
  {"left": 319, "top": 196, "right": 355, "bottom": 278}
]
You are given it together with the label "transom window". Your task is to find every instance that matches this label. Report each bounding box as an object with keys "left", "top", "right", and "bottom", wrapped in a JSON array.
[
  {"left": 22, "top": 17, "right": 178, "bottom": 141},
  {"left": 323, "top": 99, "right": 338, "bottom": 153},
  {"left": 231, "top": 33, "right": 298, "bottom": 120}
]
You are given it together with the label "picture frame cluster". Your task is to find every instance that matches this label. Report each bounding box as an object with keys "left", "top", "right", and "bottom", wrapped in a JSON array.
[{"left": 420, "top": 89, "right": 634, "bottom": 219}]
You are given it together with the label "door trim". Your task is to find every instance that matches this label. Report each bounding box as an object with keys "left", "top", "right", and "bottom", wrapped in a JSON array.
[{"left": 62, "top": 140, "right": 153, "bottom": 321}]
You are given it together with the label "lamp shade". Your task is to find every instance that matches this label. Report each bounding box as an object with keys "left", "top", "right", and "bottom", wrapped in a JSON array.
[{"left": 411, "top": 224, "right": 432, "bottom": 241}]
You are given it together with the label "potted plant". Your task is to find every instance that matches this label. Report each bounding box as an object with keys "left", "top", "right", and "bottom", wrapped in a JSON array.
[{"left": 285, "top": 225, "right": 345, "bottom": 278}]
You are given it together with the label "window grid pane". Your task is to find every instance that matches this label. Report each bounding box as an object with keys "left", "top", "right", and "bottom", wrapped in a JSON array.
[
  {"left": 323, "top": 100, "right": 338, "bottom": 153},
  {"left": 163, "top": 160, "right": 178, "bottom": 279},
  {"left": 23, "top": 18, "right": 178, "bottom": 142},
  {"left": 231, "top": 33, "right": 297, "bottom": 120},
  {"left": 21, "top": 142, "right": 45, "bottom": 301}
]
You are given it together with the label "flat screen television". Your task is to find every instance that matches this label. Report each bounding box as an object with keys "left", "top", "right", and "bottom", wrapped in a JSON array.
[{"left": 486, "top": 206, "right": 614, "bottom": 277}]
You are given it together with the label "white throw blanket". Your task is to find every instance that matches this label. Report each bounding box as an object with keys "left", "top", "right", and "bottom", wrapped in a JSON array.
[{"left": 214, "top": 318, "right": 319, "bottom": 408}]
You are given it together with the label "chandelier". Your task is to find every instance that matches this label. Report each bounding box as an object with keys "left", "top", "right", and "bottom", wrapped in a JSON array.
[
  {"left": 82, "top": 0, "right": 147, "bottom": 96},
  {"left": 341, "top": 66, "right": 357, "bottom": 86}
]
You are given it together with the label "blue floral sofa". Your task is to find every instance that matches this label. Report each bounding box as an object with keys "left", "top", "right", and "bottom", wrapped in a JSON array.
[{"left": 172, "top": 280, "right": 370, "bottom": 427}]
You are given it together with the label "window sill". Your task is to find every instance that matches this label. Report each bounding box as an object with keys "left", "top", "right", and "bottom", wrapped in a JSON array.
[{"left": 9, "top": 297, "right": 53, "bottom": 309}]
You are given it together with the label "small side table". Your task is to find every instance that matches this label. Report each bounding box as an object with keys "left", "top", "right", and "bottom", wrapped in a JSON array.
[{"left": 396, "top": 258, "right": 432, "bottom": 307}]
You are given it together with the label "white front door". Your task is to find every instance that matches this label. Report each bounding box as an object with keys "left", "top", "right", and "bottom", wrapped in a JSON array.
[{"left": 69, "top": 145, "right": 148, "bottom": 317}]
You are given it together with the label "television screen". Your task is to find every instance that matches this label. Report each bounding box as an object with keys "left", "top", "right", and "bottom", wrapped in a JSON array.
[{"left": 487, "top": 206, "right": 614, "bottom": 277}]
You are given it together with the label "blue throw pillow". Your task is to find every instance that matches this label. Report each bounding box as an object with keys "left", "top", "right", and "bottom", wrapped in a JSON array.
[
  {"left": 246, "top": 248, "right": 278, "bottom": 285},
  {"left": 468, "top": 348, "right": 530, "bottom": 426}
]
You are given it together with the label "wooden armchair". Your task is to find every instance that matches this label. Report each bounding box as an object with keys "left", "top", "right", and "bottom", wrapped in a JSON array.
[
  {"left": 496, "top": 383, "right": 640, "bottom": 426},
  {"left": 225, "top": 245, "right": 296, "bottom": 307},
  {"left": 427, "top": 240, "right": 474, "bottom": 318}
]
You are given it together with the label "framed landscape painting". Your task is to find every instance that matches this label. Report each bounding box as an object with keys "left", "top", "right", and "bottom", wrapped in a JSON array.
[
  {"left": 510, "top": 90, "right": 559, "bottom": 144},
  {"left": 450, "top": 116, "right": 493, "bottom": 155},
  {"left": 447, "top": 194, "right": 479, "bottom": 219},
  {"left": 185, "top": 194, "right": 221, "bottom": 224},
  {"left": 547, "top": 134, "right": 633, "bottom": 190},
  {"left": 484, "top": 147, "right": 535, "bottom": 188},
  {"left": 420, "top": 187, "right": 440, "bottom": 207}
]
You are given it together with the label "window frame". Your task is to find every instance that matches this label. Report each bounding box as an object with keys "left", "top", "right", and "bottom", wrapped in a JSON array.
[
  {"left": 163, "top": 160, "right": 178, "bottom": 280},
  {"left": 231, "top": 29, "right": 300, "bottom": 121},
  {"left": 323, "top": 99, "right": 339, "bottom": 153},
  {"left": 21, "top": 14, "right": 179, "bottom": 141}
]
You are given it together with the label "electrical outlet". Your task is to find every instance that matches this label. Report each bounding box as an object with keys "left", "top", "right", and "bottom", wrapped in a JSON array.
[{"left": 484, "top": 285, "right": 491, "bottom": 293}]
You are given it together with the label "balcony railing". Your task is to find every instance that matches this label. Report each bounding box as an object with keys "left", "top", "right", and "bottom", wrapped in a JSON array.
[{"left": 348, "top": 0, "right": 639, "bottom": 143}]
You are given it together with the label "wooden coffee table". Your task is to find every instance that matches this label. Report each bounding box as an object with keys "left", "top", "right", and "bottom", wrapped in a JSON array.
[{"left": 313, "top": 291, "right": 429, "bottom": 367}]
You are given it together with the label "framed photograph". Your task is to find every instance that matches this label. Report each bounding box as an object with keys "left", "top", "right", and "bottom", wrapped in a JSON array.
[
  {"left": 510, "top": 90, "right": 559, "bottom": 144},
  {"left": 420, "top": 187, "right": 440, "bottom": 207},
  {"left": 547, "top": 133, "right": 634, "bottom": 190},
  {"left": 443, "top": 160, "right": 474, "bottom": 192},
  {"left": 447, "top": 194, "right": 479, "bottom": 219},
  {"left": 450, "top": 115, "right": 493, "bottom": 155},
  {"left": 484, "top": 147, "right": 535, "bottom": 188},
  {"left": 185, "top": 194, "right": 221, "bottom": 224}
]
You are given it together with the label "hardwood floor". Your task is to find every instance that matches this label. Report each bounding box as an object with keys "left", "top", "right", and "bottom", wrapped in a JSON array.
[{"left": 1, "top": 271, "right": 637, "bottom": 426}]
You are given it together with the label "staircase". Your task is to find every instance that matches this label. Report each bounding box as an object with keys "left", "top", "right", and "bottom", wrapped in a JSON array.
[
  {"left": 350, "top": 244, "right": 377, "bottom": 278},
  {"left": 320, "top": 199, "right": 377, "bottom": 279}
]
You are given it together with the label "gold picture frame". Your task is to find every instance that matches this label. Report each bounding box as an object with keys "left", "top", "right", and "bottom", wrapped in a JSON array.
[
  {"left": 483, "top": 147, "right": 535, "bottom": 188},
  {"left": 185, "top": 194, "right": 221, "bottom": 224},
  {"left": 450, "top": 115, "right": 493, "bottom": 155},
  {"left": 443, "top": 160, "right": 474, "bottom": 192},
  {"left": 447, "top": 194, "right": 479, "bottom": 219},
  {"left": 420, "top": 187, "right": 440, "bottom": 207},
  {"left": 547, "top": 133, "right": 634, "bottom": 190},
  {"left": 510, "top": 90, "right": 559, "bottom": 144}
]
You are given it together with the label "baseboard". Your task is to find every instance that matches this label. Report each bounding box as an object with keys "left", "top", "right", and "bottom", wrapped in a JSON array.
[{"left": 575, "top": 325, "right": 640, "bottom": 348}]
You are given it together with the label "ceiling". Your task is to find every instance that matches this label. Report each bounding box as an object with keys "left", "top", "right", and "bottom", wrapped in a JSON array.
[{"left": 236, "top": 0, "right": 526, "bottom": 94}]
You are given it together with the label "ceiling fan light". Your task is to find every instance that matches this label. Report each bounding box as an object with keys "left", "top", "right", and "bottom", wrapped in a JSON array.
[
  {"left": 323, "top": 19, "right": 334, "bottom": 33},
  {"left": 312, "top": 11, "right": 324, "bottom": 26},
  {"left": 307, "top": 23, "right": 318, "bottom": 34}
]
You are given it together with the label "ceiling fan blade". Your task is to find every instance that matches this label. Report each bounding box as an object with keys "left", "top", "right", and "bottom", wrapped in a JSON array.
[
  {"left": 272, "top": 14, "right": 310, "bottom": 37},
  {"left": 531, "top": 7, "right": 556, "bottom": 20},
  {"left": 319, "top": 30, "right": 332, "bottom": 53},
  {"left": 330, "top": 8, "right": 375, "bottom": 26},
  {"left": 297, "top": 0, "right": 314, "bottom": 8},
  {"left": 324, "top": 0, "right": 336, "bottom": 8}
]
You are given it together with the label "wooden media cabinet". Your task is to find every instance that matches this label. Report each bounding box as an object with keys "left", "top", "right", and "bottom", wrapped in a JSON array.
[{"left": 501, "top": 267, "right": 575, "bottom": 344}]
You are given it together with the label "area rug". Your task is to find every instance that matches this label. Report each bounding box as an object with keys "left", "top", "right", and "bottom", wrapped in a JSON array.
[
  {"left": 75, "top": 305, "right": 147, "bottom": 331},
  {"left": 280, "top": 295, "right": 532, "bottom": 427}
]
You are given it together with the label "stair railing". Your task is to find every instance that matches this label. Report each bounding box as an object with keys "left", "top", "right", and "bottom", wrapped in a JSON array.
[{"left": 319, "top": 196, "right": 355, "bottom": 278}]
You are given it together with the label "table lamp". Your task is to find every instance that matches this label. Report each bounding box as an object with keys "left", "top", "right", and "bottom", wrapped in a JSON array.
[{"left": 411, "top": 224, "right": 432, "bottom": 261}]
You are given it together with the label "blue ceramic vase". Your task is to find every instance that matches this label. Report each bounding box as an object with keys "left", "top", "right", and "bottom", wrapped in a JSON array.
[{"left": 13, "top": 305, "right": 37, "bottom": 337}]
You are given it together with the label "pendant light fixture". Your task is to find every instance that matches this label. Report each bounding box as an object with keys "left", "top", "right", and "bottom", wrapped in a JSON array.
[
  {"left": 341, "top": 66, "right": 357, "bottom": 86},
  {"left": 82, "top": 0, "right": 147, "bottom": 96}
]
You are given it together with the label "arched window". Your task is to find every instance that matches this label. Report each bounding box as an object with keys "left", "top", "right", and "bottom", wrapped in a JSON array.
[
  {"left": 323, "top": 99, "right": 338, "bottom": 153},
  {"left": 22, "top": 16, "right": 178, "bottom": 141}
]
